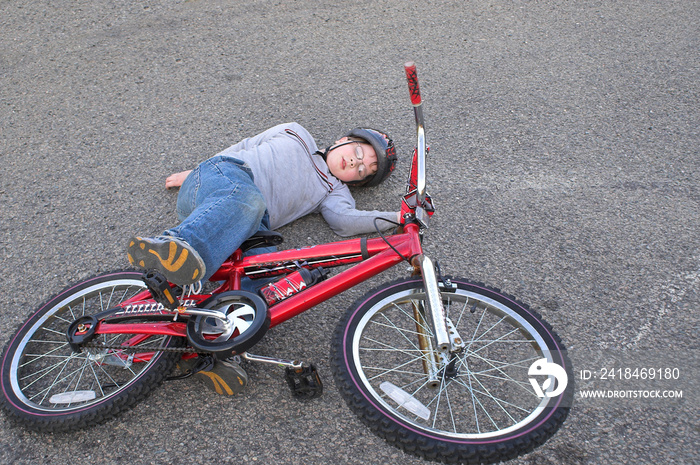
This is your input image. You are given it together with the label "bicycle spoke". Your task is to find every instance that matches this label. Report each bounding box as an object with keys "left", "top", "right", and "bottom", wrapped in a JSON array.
[
  {"left": 33, "top": 356, "right": 87, "bottom": 404},
  {"left": 361, "top": 336, "right": 424, "bottom": 359},
  {"left": 20, "top": 352, "right": 80, "bottom": 388},
  {"left": 87, "top": 360, "right": 106, "bottom": 397},
  {"left": 20, "top": 343, "right": 72, "bottom": 369},
  {"left": 364, "top": 354, "right": 428, "bottom": 381}
]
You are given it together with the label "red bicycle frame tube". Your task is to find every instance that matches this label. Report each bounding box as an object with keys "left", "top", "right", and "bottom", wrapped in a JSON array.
[
  {"left": 94, "top": 321, "right": 188, "bottom": 338},
  {"left": 214, "top": 222, "right": 424, "bottom": 328}
]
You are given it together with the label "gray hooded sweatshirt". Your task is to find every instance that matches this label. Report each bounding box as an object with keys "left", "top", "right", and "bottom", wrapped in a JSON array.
[{"left": 216, "top": 122, "right": 396, "bottom": 236}]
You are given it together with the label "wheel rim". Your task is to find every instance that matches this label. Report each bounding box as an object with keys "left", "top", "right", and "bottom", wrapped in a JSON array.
[
  {"left": 350, "top": 286, "right": 561, "bottom": 439},
  {"left": 8, "top": 278, "right": 170, "bottom": 413}
]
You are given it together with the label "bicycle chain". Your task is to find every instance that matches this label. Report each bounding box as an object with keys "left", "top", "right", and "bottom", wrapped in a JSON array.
[{"left": 81, "top": 342, "right": 205, "bottom": 354}]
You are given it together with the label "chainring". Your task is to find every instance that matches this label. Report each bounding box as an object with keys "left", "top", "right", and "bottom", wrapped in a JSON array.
[{"left": 186, "top": 291, "right": 270, "bottom": 359}]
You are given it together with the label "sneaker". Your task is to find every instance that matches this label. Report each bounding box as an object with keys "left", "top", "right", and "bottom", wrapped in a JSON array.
[
  {"left": 195, "top": 359, "right": 248, "bottom": 396},
  {"left": 127, "top": 235, "right": 206, "bottom": 285}
]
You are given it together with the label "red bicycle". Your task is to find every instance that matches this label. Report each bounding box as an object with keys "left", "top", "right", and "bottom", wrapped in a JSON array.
[{"left": 0, "top": 63, "right": 572, "bottom": 464}]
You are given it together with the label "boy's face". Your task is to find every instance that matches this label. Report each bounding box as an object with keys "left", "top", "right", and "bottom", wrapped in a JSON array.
[{"left": 326, "top": 137, "right": 378, "bottom": 183}]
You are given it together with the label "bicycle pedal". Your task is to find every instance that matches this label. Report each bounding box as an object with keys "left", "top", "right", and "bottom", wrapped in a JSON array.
[
  {"left": 142, "top": 270, "right": 180, "bottom": 310},
  {"left": 284, "top": 364, "right": 323, "bottom": 400}
]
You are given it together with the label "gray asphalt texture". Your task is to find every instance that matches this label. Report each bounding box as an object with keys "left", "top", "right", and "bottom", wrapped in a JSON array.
[{"left": 1, "top": 1, "right": 698, "bottom": 464}]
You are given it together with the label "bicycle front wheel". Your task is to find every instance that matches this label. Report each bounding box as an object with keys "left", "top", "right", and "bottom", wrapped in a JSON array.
[
  {"left": 0, "top": 271, "right": 183, "bottom": 432},
  {"left": 332, "top": 277, "right": 572, "bottom": 464}
]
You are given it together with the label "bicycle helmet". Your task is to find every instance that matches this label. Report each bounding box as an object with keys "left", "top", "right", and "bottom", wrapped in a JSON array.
[{"left": 345, "top": 128, "right": 397, "bottom": 187}]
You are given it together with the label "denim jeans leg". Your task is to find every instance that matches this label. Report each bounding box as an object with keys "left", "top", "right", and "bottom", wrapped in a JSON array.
[
  {"left": 165, "top": 156, "right": 267, "bottom": 281},
  {"left": 242, "top": 212, "right": 276, "bottom": 257}
]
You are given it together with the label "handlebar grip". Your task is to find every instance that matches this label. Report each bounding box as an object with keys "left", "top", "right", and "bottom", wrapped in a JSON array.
[{"left": 404, "top": 61, "right": 422, "bottom": 106}]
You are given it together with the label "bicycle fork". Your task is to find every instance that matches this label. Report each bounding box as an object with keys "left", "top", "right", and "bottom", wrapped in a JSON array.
[{"left": 411, "top": 254, "right": 462, "bottom": 383}]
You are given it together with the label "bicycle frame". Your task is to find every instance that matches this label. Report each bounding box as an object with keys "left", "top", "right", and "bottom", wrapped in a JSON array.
[
  {"left": 210, "top": 224, "right": 423, "bottom": 327},
  {"left": 95, "top": 223, "right": 425, "bottom": 338},
  {"left": 91, "top": 61, "right": 452, "bottom": 356}
]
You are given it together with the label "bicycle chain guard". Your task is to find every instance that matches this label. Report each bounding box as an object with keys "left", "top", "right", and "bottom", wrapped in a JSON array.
[{"left": 186, "top": 291, "right": 270, "bottom": 359}]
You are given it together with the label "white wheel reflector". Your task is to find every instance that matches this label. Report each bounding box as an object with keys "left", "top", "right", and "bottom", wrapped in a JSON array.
[
  {"left": 49, "top": 390, "right": 97, "bottom": 404},
  {"left": 380, "top": 382, "right": 430, "bottom": 420}
]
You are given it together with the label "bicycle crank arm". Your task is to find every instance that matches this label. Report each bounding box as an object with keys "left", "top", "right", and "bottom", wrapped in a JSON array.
[
  {"left": 411, "top": 254, "right": 452, "bottom": 353},
  {"left": 241, "top": 352, "right": 305, "bottom": 369}
]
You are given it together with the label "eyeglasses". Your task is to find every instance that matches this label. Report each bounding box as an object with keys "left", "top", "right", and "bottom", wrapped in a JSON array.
[
  {"left": 352, "top": 142, "right": 370, "bottom": 178},
  {"left": 334, "top": 140, "right": 373, "bottom": 179}
]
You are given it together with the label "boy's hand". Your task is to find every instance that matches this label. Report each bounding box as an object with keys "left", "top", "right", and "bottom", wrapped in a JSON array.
[{"left": 165, "top": 170, "right": 192, "bottom": 190}]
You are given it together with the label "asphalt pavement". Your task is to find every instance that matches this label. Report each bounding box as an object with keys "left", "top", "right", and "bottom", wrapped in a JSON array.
[{"left": 1, "top": 1, "right": 698, "bottom": 464}]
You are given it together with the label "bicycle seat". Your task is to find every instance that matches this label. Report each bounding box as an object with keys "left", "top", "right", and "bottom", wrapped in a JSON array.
[{"left": 240, "top": 230, "right": 284, "bottom": 253}]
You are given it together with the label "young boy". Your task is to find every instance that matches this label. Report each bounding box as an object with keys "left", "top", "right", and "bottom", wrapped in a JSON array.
[{"left": 127, "top": 122, "right": 399, "bottom": 285}]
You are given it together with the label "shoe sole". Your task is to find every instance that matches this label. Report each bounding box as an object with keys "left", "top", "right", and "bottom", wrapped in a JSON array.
[
  {"left": 127, "top": 236, "right": 205, "bottom": 285},
  {"left": 195, "top": 360, "right": 248, "bottom": 396}
]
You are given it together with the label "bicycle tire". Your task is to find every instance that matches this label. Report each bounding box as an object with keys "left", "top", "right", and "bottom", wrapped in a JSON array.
[
  {"left": 331, "top": 277, "right": 572, "bottom": 464},
  {"left": 0, "top": 270, "right": 184, "bottom": 432}
]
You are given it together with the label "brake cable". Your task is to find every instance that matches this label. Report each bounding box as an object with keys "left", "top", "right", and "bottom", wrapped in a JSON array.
[{"left": 373, "top": 217, "right": 411, "bottom": 265}]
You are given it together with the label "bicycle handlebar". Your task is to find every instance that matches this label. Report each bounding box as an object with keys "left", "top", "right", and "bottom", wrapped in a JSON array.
[
  {"left": 404, "top": 61, "right": 422, "bottom": 107},
  {"left": 404, "top": 62, "right": 428, "bottom": 221}
]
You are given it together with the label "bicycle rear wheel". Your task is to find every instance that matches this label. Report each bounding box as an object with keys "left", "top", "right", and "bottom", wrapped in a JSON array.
[
  {"left": 0, "top": 271, "right": 183, "bottom": 432},
  {"left": 332, "top": 277, "right": 572, "bottom": 464}
]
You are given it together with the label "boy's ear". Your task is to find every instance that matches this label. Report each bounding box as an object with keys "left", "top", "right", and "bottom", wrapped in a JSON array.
[{"left": 334, "top": 136, "right": 350, "bottom": 145}]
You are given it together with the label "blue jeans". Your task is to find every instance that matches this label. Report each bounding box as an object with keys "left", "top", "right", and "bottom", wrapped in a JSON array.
[{"left": 165, "top": 155, "right": 271, "bottom": 281}]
